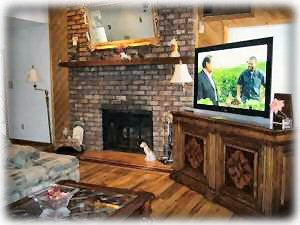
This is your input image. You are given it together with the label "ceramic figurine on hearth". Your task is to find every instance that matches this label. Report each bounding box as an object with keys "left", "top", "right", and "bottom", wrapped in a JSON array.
[
  {"left": 116, "top": 44, "right": 131, "bottom": 61},
  {"left": 169, "top": 38, "right": 180, "bottom": 57},
  {"left": 55, "top": 120, "right": 86, "bottom": 154},
  {"left": 120, "top": 52, "right": 131, "bottom": 60},
  {"left": 140, "top": 142, "right": 156, "bottom": 162},
  {"left": 73, "top": 121, "right": 84, "bottom": 148}
]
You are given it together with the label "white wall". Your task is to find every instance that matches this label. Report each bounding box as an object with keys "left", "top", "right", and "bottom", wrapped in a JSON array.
[
  {"left": 0, "top": 49, "right": 7, "bottom": 136},
  {"left": 6, "top": 7, "right": 48, "bottom": 23},
  {"left": 228, "top": 23, "right": 294, "bottom": 97},
  {"left": 6, "top": 17, "right": 51, "bottom": 143}
]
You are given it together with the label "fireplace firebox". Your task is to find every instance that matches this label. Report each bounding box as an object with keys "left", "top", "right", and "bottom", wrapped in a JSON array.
[{"left": 102, "top": 109, "right": 153, "bottom": 153}]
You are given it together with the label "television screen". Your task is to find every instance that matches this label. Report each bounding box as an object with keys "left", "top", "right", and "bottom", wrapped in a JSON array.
[{"left": 194, "top": 37, "right": 273, "bottom": 118}]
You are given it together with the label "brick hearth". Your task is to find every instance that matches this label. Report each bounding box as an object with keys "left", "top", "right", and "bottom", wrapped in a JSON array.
[{"left": 67, "top": 6, "right": 196, "bottom": 155}]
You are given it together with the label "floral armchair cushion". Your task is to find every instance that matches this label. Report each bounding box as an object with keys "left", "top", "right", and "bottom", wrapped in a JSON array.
[{"left": 7, "top": 145, "right": 40, "bottom": 169}]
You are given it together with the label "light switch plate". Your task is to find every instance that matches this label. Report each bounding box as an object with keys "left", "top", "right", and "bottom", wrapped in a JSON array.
[{"left": 8, "top": 80, "right": 13, "bottom": 89}]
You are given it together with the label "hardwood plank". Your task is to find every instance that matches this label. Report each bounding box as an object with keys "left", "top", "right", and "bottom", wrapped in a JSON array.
[
  {"left": 128, "top": 173, "right": 162, "bottom": 190},
  {"left": 152, "top": 186, "right": 190, "bottom": 218},
  {"left": 106, "top": 170, "right": 149, "bottom": 188},
  {"left": 135, "top": 174, "right": 170, "bottom": 196},
  {"left": 80, "top": 150, "right": 174, "bottom": 173},
  {"left": 149, "top": 176, "right": 176, "bottom": 197},
  {"left": 164, "top": 190, "right": 198, "bottom": 218},
  {"left": 189, "top": 195, "right": 209, "bottom": 216},
  {"left": 103, "top": 170, "right": 145, "bottom": 188},
  {"left": 79, "top": 161, "right": 104, "bottom": 180},
  {"left": 153, "top": 185, "right": 189, "bottom": 217},
  {"left": 172, "top": 192, "right": 206, "bottom": 217},
  {"left": 79, "top": 161, "right": 234, "bottom": 219},
  {"left": 191, "top": 202, "right": 216, "bottom": 217},
  {"left": 159, "top": 181, "right": 183, "bottom": 199},
  {"left": 84, "top": 167, "right": 124, "bottom": 185}
]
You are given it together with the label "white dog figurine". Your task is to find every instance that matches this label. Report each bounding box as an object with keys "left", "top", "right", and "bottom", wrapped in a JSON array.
[{"left": 140, "top": 142, "right": 156, "bottom": 162}]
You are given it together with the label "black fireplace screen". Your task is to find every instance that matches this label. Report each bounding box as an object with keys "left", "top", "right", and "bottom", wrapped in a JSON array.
[{"left": 102, "top": 109, "right": 153, "bottom": 153}]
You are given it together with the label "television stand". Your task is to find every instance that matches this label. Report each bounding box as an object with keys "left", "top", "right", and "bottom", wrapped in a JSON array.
[
  {"left": 182, "top": 107, "right": 271, "bottom": 128},
  {"left": 209, "top": 115, "right": 227, "bottom": 120},
  {"left": 170, "top": 111, "right": 293, "bottom": 216}
]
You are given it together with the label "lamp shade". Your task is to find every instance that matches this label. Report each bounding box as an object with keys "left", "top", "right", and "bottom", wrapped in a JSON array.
[
  {"left": 170, "top": 64, "right": 193, "bottom": 84},
  {"left": 27, "top": 66, "right": 40, "bottom": 83}
]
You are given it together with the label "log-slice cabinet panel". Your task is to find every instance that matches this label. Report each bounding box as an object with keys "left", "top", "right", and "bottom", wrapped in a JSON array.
[
  {"left": 216, "top": 135, "right": 263, "bottom": 215},
  {"left": 171, "top": 117, "right": 215, "bottom": 199}
]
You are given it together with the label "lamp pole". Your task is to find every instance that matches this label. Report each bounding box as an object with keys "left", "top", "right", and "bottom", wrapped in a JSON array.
[{"left": 34, "top": 84, "right": 52, "bottom": 144}]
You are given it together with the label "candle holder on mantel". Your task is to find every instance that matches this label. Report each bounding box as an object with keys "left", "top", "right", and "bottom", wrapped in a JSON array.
[{"left": 70, "top": 36, "right": 79, "bottom": 61}]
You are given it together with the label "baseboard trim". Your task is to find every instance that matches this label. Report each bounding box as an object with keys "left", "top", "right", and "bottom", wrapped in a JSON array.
[{"left": 10, "top": 138, "right": 51, "bottom": 146}]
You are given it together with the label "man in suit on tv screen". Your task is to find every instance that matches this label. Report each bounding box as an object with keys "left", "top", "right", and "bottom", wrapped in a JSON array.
[{"left": 197, "top": 55, "right": 219, "bottom": 106}]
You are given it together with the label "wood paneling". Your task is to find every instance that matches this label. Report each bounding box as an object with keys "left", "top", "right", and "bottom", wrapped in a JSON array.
[
  {"left": 79, "top": 160, "right": 234, "bottom": 218},
  {"left": 198, "top": 20, "right": 226, "bottom": 47},
  {"left": 198, "top": 7, "right": 294, "bottom": 47},
  {"left": 48, "top": 8, "right": 70, "bottom": 142},
  {"left": 223, "top": 7, "right": 293, "bottom": 28}
]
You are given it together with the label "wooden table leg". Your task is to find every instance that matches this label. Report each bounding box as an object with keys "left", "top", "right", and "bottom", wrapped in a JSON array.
[{"left": 142, "top": 199, "right": 153, "bottom": 217}]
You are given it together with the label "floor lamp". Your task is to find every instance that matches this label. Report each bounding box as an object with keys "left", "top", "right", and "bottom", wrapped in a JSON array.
[{"left": 27, "top": 65, "right": 52, "bottom": 144}]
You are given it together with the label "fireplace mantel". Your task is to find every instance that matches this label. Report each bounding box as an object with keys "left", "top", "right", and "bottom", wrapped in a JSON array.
[{"left": 58, "top": 56, "right": 194, "bottom": 68}]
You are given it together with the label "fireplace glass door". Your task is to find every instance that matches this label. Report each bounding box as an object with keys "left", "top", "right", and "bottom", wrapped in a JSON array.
[{"left": 102, "top": 109, "right": 153, "bottom": 153}]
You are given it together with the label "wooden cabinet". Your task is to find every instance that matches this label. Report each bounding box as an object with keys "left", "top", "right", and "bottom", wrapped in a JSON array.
[{"left": 171, "top": 111, "right": 293, "bottom": 216}]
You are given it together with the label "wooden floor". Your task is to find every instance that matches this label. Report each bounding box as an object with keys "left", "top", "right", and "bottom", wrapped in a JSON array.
[
  {"left": 79, "top": 160, "right": 235, "bottom": 219},
  {"left": 80, "top": 150, "right": 174, "bottom": 173}
]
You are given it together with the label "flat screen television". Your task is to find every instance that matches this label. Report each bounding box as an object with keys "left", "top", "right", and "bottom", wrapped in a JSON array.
[{"left": 194, "top": 37, "right": 273, "bottom": 118}]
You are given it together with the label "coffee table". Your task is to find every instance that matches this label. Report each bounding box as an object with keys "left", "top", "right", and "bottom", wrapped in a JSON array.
[{"left": 7, "top": 180, "right": 155, "bottom": 220}]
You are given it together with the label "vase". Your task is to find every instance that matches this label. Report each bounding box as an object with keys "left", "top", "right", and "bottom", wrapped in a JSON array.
[{"left": 282, "top": 117, "right": 292, "bottom": 130}]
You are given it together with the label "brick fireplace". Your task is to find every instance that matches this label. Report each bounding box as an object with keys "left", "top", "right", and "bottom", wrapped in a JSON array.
[{"left": 67, "top": 6, "right": 196, "bottom": 156}]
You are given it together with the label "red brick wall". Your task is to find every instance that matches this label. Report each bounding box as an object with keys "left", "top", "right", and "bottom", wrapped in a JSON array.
[{"left": 66, "top": 6, "right": 196, "bottom": 155}]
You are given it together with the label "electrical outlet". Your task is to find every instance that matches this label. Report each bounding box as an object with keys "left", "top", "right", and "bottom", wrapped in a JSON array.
[
  {"left": 199, "top": 20, "right": 205, "bottom": 34},
  {"left": 116, "top": 96, "right": 127, "bottom": 101},
  {"left": 21, "top": 124, "right": 25, "bottom": 130}
]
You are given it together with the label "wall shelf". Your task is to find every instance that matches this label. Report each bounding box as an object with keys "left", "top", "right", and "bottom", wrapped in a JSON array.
[{"left": 58, "top": 56, "right": 194, "bottom": 68}]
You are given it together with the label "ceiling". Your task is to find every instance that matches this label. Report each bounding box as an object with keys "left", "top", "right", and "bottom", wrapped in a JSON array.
[{"left": 6, "top": 6, "right": 48, "bottom": 23}]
